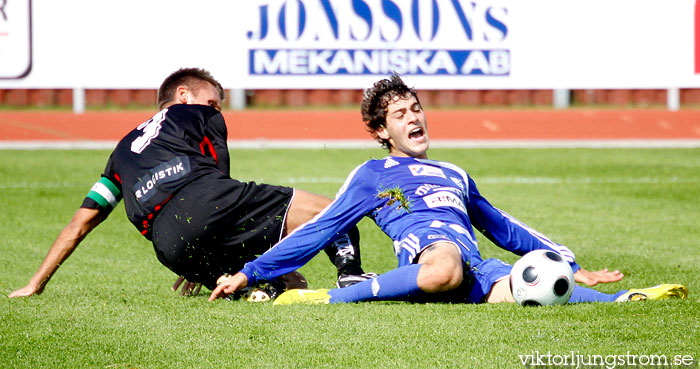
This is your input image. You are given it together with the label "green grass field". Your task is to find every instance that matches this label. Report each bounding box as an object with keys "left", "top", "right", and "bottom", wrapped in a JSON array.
[{"left": 1, "top": 148, "right": 699, "bottom": 369}]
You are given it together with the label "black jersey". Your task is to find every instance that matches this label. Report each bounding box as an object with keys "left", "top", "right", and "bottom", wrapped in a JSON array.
[{"left": 81, "top": 104, "right": 230, "bottom": 239}]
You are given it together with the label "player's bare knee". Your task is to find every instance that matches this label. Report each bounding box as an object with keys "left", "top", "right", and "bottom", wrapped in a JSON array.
[
  {"left": 418, "top": 262, "right": 463, "bottom": 293},
  {"left": 436, "top": 263, "right": 463, "bottom": 290},
  {"left": 416, "top": 242, "right": 464, "bottom": 292}
]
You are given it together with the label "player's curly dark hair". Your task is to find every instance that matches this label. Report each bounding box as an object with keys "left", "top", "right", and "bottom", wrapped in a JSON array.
[
  {"left": 157, "top": 68, "right": 226, "bottom": 110},
  {"left": 361, "top": 72, "right": 420, "bottom": 151}
]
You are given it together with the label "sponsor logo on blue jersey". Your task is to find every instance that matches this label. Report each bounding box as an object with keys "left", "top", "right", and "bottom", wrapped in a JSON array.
[
  {"left": 423, "top": 190, "right": 467, "bottom": 213},
  {"left": 415, "top": 183, "right": 440, "bottom": 196},
  {"left": 409, "top": 164, "right": 446, "bottom": 178}
]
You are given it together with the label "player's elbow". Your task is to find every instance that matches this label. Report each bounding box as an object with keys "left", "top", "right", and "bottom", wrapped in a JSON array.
[{"left": 63, "top": 215, "right": 100, "bottom": 243}]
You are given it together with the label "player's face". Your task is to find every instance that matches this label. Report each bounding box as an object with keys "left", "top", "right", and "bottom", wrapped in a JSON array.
[
  {"left": 377, "top": 94, "right": 429, "bottom": 159},
  {"left": 184, "top": 82, "right": 222, "bottom": 111}
]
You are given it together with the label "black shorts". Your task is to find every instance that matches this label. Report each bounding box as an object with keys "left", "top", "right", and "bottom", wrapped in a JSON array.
[{"left": 151, "top": 172, "right": 293, "bottom": 289}]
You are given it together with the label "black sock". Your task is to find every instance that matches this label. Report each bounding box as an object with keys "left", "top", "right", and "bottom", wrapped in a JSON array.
[{"left": 323, "top": 225, "right": 365, "bottom": 276}]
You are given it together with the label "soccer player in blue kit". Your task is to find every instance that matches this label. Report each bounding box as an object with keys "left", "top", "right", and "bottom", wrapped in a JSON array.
[{"left": 210, "top": 74, "right": 687, "bottom": 305}]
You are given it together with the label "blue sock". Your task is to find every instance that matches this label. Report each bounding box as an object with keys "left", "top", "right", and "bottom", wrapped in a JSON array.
[
  {"left": 569, "top": 285, "right": 628, "bottom": 303},
  {"left": 329, "top": 264, "right": 424, "bottom": 303}
]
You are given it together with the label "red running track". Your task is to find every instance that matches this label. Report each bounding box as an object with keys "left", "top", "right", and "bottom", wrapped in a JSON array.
[{"left": 1, "top": 109, "right": 699, "bottom": 142}]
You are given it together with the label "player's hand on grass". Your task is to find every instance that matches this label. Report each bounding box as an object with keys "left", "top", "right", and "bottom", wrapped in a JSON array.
[
  {"left": 209, "top": 272, "right": 248, "bottom": 301},
  {"left": 172, "top": 276, "right": 202, "bottom": 296},
  {"left": 574, "top": 268, "right": 624, "bottom": 286},
  {"left": 8, "top": 284, "right": 43, "bottom": 298}
]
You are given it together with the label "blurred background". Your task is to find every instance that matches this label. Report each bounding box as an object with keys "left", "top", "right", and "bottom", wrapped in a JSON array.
[{"left": 1, "top": 0, "right": 699, "bottom": 144}]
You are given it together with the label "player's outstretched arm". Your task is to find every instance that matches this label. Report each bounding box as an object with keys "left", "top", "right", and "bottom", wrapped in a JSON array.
[
  {"left": 209, "top": 272, "right": 248, "bottom": 301},
  {"left": 574, "top": 268, "right": 624, "bottom": 286},
  {"left": 8, "top": 208, "right": 106, "bottom": 298}
]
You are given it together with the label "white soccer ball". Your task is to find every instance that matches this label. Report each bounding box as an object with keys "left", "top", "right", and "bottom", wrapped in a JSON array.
[{"left": 509, "top": 249, "right": 574, "bottom": 306}]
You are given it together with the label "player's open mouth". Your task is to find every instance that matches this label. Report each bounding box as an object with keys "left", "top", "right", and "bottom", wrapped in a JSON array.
[{"left": 408, "top": 127, "right": 424, "bottom": 141}]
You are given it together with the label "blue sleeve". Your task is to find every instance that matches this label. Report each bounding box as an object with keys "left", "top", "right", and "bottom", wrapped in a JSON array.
[
  {"left": 240, "top": 163, "right": 379, "bottom": 285},
  {"left": 465, "top": 176, "right": 580, "bottom": 272}
]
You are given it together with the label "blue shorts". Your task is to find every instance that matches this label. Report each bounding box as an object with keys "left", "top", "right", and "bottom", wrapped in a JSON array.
[
  {"left": 394, "top": 228, "right": 512, "bottom": 303},
  {"left": 466, "top": 258, "right": 513, "bottom": 303}
]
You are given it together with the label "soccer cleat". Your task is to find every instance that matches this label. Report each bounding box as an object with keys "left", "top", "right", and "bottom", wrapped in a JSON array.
[
  {"left": 242, "top": 280, "right": 285, "bottom": 302},
  {"left": 272, "top": 289, "right": 331, "bottom": 305},
  {"left": 336, "top": 272, "right": 379, "bottom": 288},
  {"left": 615, "top": 284, "right": 688, "bottom": 302}
]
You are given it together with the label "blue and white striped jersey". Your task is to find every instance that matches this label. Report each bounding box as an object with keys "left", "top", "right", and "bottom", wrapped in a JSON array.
[{"left": 241, "top": 156, "right": 579, "bottom": 285}]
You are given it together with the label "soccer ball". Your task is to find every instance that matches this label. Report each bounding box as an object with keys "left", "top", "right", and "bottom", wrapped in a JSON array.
[{"left": 509, "top": 250, "right": 574, "bottom": 306}]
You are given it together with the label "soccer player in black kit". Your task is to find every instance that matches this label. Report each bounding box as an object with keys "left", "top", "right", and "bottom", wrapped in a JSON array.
[{"left": 9, "top": 68, "right": 374, "bottom": 299}]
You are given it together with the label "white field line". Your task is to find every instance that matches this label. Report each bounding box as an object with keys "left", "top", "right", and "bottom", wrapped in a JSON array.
[
  {"left": 0, "top": 181, "right": 90, "bottom": 189},
  {"left": 1, "top": 176, "right": 696, "bottom": 190},
  {"left": 276, "top": 176, "right": 699, "bottom": 185},
  {"left": 476, "top": 176, "right": 697, "bottom": 184},
  {"left": 1, "top": 139, "right": 700, "bottom": 150}
]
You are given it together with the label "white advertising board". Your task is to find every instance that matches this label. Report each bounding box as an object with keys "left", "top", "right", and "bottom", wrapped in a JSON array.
[
  {"left": 0, "top": 0, "right": 698, "bottom": 90},
  {"left": 0, "top": 0, "right": 32, "bottom": 79}
]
